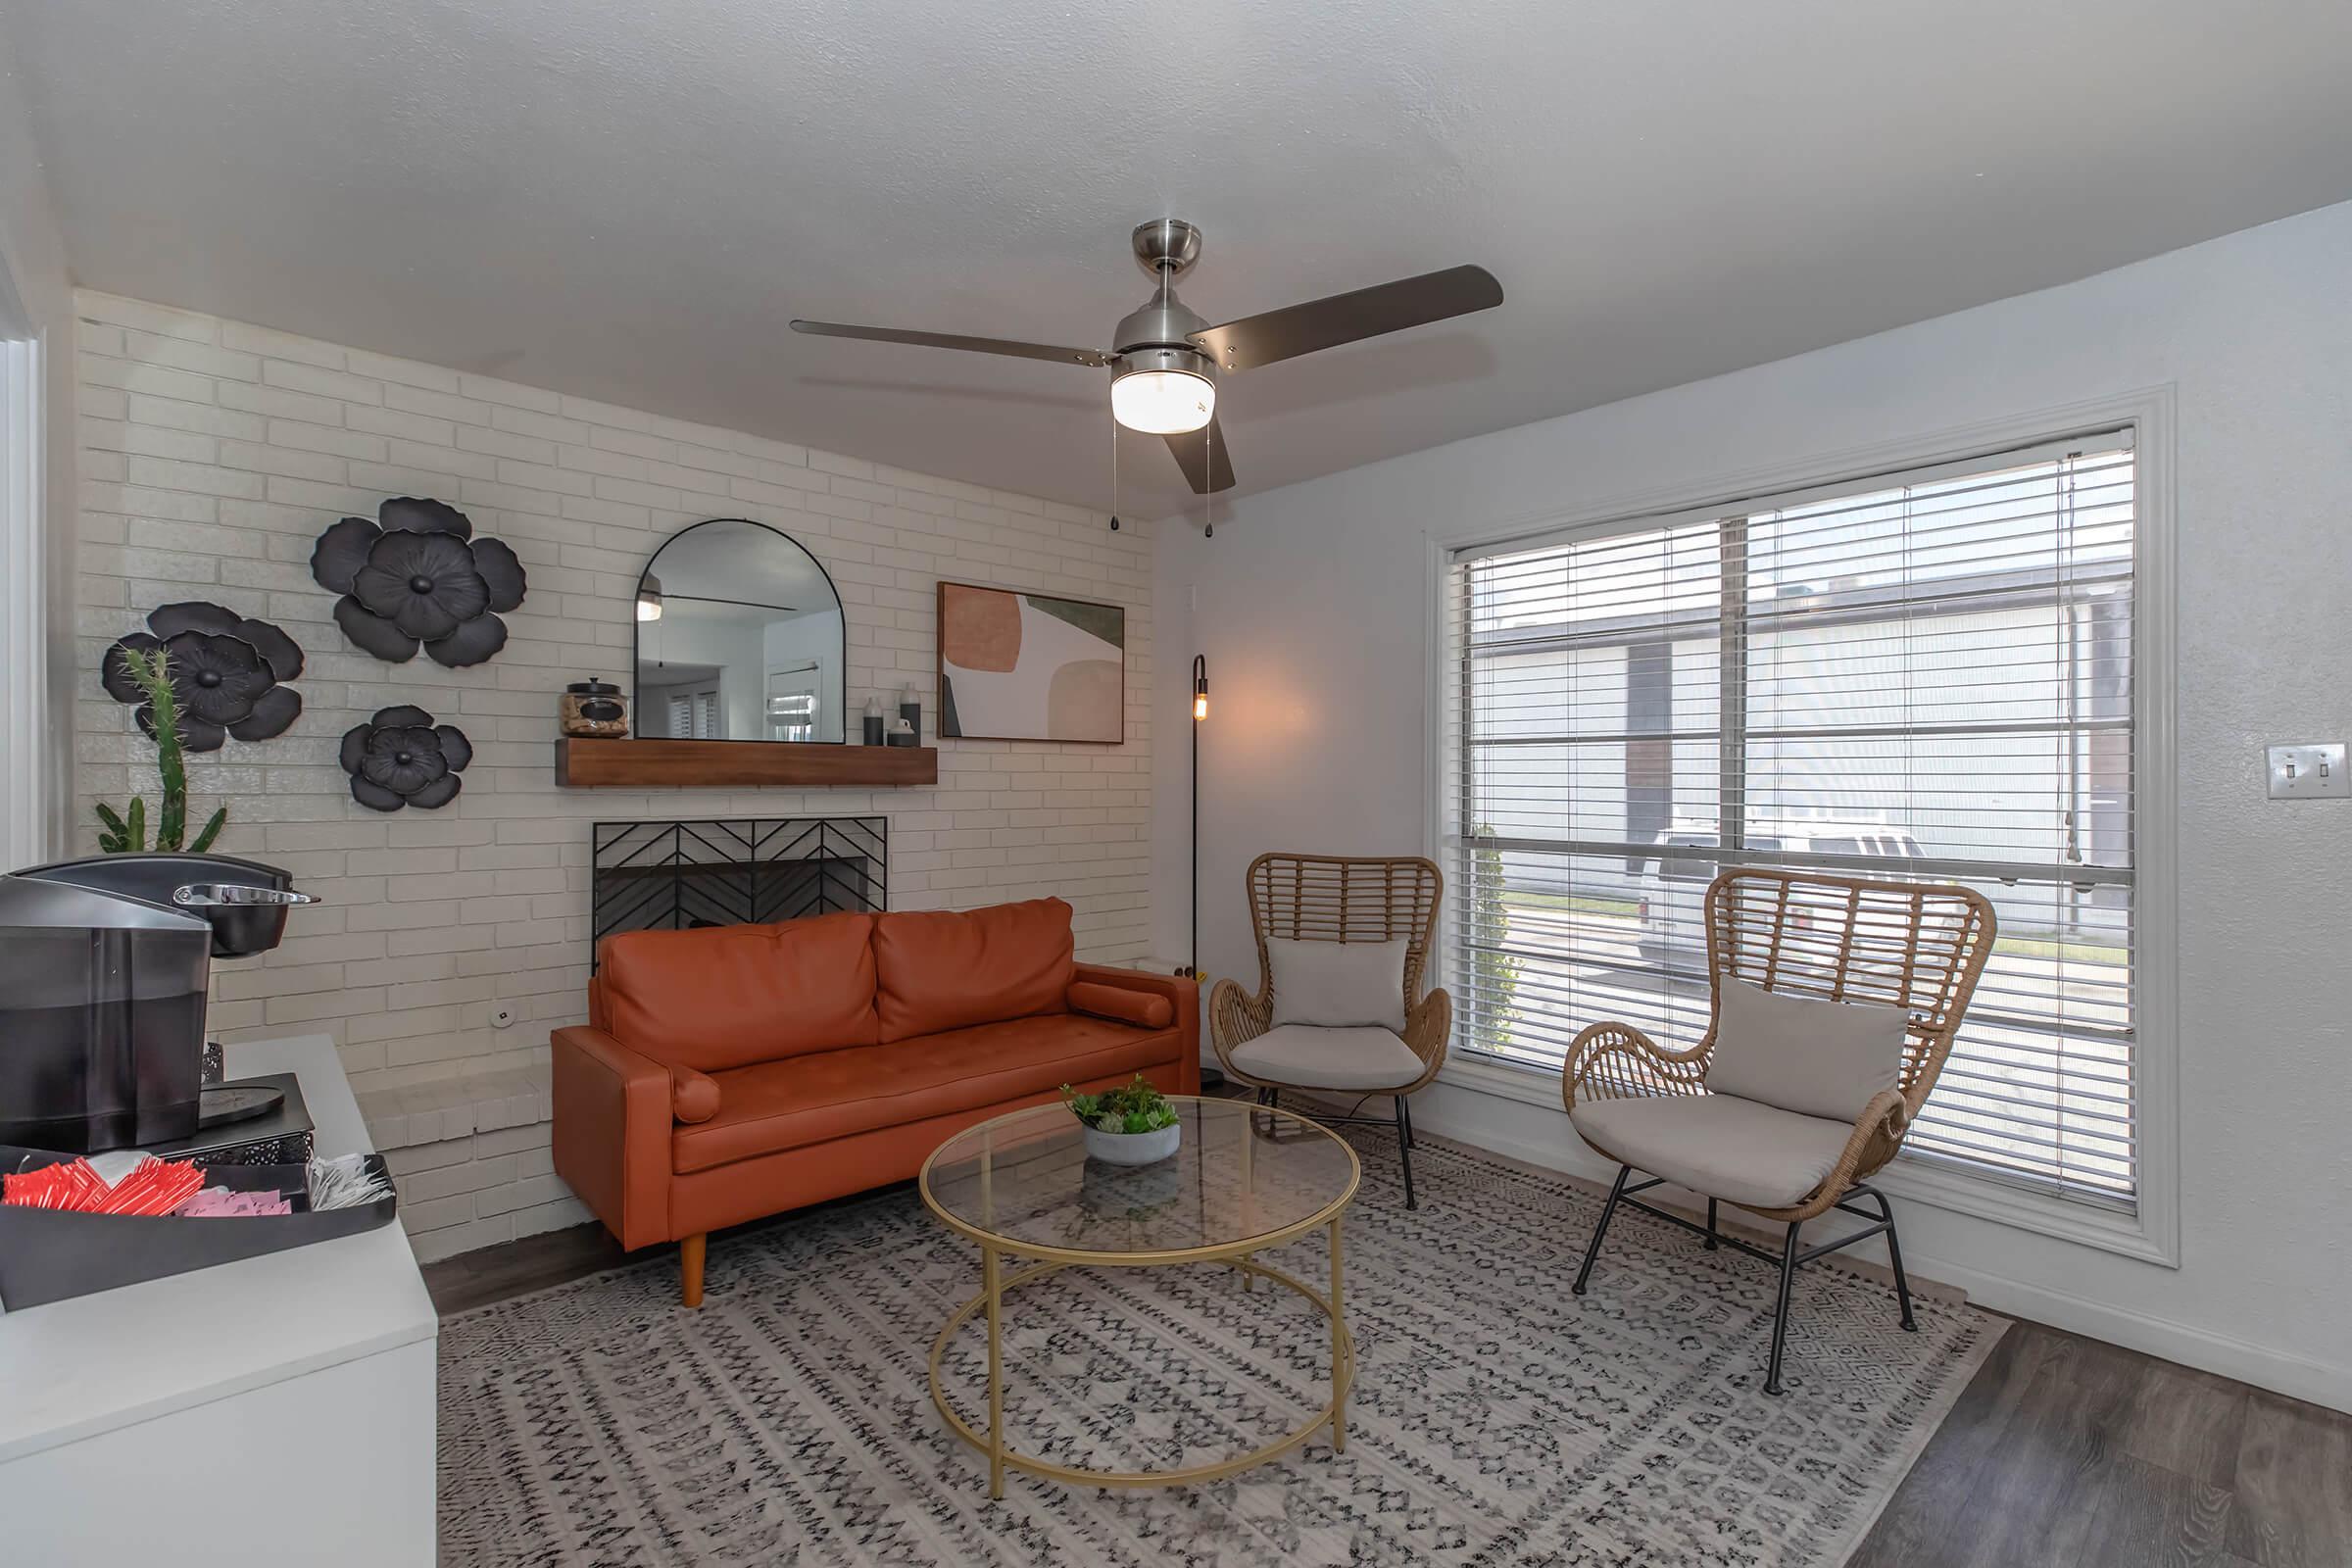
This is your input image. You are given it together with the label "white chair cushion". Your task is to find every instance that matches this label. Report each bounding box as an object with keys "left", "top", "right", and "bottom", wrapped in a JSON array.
[
  {"left": 1703, "top": 976, "right": 1908, "bottom": 1123},
  {"left": 1229, "top": 1023, "right": 1426, "bottom": 1091},
  {"left": 1267, "top": 937, "right": 1408, "bottom": 1031},
  {"left": 1569, "top": 1094, "right": 1859, "bottom": 1210}
]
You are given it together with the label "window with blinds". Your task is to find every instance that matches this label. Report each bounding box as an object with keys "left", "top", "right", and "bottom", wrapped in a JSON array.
[
  {"left": 667, "top": 687, "right": 721, "bottom": 739},
  {"left": 1442, "top": 433, "right": 2138, "bottom": 1209}
]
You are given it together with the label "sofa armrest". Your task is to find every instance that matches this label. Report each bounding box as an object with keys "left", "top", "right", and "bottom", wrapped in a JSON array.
[
  {"left": 1073, "top": 962, "right": 1201, "bottom": 1095},
  {"left": 550, "top": 1024, "right": 674, "bottom": 1250}
]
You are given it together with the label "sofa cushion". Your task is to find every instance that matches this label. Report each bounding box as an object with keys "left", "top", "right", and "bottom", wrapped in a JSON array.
[
  {"left": 1703, "top": 977, "right": 1907, "bottom": 1123},
  {"left": 1569, "top": 1093, "right": 1859, "bottom": 1210},
  {"left": 1229, "top": 1023, "right": 1426, "bottom": 1091},
  {"left": 597, "top": 911, "right": 878, "bottom": 1072},
  {"left": 1067, "top": 980, "right": 1173, "bottom": 1029},
  {"left": 872, "top": 898, "right": 1074, "bottom": 1044},
  {"left": 672, "top": 1012, "right": 1171, "bottom": 1173}
]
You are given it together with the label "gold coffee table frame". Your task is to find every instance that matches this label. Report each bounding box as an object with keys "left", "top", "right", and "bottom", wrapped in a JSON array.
[{"left": 917, "top": 1099, "right": 1360, "bottom": 1497}]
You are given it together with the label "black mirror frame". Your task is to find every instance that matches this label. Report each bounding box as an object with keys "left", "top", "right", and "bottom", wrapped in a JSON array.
[{"left": 632, "top": 517, "right": 850, "bottom": 746}]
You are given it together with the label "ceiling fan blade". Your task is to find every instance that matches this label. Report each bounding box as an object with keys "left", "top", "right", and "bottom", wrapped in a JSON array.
[
  {"left": 790, "top": 318, "right": 1111, "bottom": 368},
  {"left": 1162, "top": 415, "right": 1236, "bottom": 495},
  {"left": 1188, "top": 264, "right": 1502, "bottom": 372}
]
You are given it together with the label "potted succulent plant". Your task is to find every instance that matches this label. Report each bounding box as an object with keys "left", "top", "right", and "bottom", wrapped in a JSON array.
[{"left": 1061, "top": 1074, "right": 1183, "bottom": 1166}]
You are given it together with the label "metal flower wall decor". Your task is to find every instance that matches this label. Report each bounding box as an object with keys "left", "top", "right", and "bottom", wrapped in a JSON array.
[
  {"left": 311, "top": 497, "right": 526, "bottom": 666},
  {"left": 101, "top": 601, "right": 305, "bottom": 751},
  {"left": 339, "top": 705, "right": 473, "bottom": 810}
]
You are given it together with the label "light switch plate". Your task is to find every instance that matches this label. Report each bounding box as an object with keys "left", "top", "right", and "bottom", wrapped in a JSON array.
[{"left": 2266, "top": 743, "right": 2349, "bottom": 799}]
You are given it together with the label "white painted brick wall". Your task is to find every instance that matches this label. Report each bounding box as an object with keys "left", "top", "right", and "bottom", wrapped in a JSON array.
[{"left": 69, "top": 290, "right": 1155, "bottom": 1259}]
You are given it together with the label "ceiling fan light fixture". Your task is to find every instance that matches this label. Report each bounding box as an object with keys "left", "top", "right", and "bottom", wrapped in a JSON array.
[
  {"left": 1110, "top": 362, "right": 1216, "bottom": 435},
  {"left": 791, "top": 220, "right": 1501, "bottom": 495}
]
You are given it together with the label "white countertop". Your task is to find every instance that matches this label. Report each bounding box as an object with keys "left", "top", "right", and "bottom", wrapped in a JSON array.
[{"left": 0, "top": 1034, "right": 438, "bottom": 1463}]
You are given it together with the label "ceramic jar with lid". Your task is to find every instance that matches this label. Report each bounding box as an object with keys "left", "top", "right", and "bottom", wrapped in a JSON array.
[{"left": 560, "top": 678, "right": 628, "bottom": 738}]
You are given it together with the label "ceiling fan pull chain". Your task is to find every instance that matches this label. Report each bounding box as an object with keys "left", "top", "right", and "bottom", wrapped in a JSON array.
[{"left": 1201, "top": 435, "right": 1213, "bottom": 539}]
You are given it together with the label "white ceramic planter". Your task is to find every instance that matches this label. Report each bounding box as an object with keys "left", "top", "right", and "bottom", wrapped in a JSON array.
[{"left": 1081, "top": 1121, "right": 1182, "bottom": 1166}]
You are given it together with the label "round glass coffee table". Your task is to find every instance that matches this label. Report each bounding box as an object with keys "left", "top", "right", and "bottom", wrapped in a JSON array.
[{"left": 918, "top": 1096, "right": 1359, "bottom": 1496}]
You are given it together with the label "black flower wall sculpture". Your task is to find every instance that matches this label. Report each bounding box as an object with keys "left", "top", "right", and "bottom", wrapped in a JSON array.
[
  {"left": 339, "top": 705, "right": 473, "bottom": 810},
  {"left": 311, "top": 497, "right": 527, "bottom": 666},
  {"left": 101, "top": 602, "right": 305, "bottom": 751}
]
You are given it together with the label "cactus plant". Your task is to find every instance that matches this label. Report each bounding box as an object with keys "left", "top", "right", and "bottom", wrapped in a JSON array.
[{"left": 94, "top": 646, "right": 228, "bottom": 854}]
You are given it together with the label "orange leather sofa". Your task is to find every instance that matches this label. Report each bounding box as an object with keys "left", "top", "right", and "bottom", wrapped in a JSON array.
[{"left": 551, "top": 897, "right": 1198, "bottom": 1304}]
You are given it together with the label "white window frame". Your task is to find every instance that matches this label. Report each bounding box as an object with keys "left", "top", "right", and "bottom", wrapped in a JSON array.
[
  {"left": 0, "top": 321, "right": 45, "bottom": 873},
  {"left": 1421, "top": 389, "right": 2179, "bottom": 1267}
]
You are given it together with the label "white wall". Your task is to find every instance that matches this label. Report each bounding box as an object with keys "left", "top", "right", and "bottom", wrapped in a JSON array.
[
  {"left": 0, "top": 38, "right": 75, "bottom": 863},
  {"left": 1153, "top": 199, "right": 2352, "bottom": 1409},
  {"left": 761, "top": 608, "right": 846, "bottom": 740},
  {"left": 637, "top": 609, "right": 764, "bottom": 738},
  {"left": 72, "top": 291, "right": 1154, "bottom": 1257}
]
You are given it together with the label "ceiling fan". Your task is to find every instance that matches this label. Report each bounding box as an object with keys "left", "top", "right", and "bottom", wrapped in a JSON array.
[{"left": 790, "top": 219, "right": 1503, "bottom": 496}]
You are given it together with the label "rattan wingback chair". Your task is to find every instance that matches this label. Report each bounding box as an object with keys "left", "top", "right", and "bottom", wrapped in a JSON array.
[
  {"left": 1209, "top": 854, "right": 1450, "bottom": 1206},
  {"left": 1564, "top": 868, "right": 1994, "bottom": 1395}
]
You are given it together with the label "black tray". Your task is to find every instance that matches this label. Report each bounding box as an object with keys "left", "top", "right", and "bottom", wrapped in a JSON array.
[
  {"left": 169, "top": 1072, "right": 318, "bottom": 1168},
  {"left": 0, "top": 1147, "right": 399, "bottom": 1310}
]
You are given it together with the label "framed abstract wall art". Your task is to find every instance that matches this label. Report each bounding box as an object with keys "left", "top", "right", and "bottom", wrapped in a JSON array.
[{"left": 937, "top": 581, "right": 1125, "bottom": 744}]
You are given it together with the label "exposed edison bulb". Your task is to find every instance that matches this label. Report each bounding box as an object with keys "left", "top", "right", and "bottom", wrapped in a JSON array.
[
  {"left": 1110, "top": 368, "right": 1215, "bottom": 435},
  {"left": 1193, "top": 692, "right": 1208, "bottom": 721}
]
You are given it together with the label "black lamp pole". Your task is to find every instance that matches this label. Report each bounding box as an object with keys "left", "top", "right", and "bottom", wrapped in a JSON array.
[{"left": 1188, "top": 654, "right": 1207, "bottom": 978}]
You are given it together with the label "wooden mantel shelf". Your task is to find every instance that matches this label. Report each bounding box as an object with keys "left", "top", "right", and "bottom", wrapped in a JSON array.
[{"left": 555, "top": 738, "right": 939, "bottom": 789}]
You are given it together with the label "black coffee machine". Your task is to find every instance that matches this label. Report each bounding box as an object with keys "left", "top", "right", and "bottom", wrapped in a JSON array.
[{"left": 0, "top": 853, "right": 316, "bottom": 1153}]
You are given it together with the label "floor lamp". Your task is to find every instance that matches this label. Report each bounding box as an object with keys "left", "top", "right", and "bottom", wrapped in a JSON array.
[
  {"left": 1186, "top": 655, "right": 1207, "bottom": 979},
  {"left": 1187, "top": 655, "right": 1217, "bottom": 1083}
]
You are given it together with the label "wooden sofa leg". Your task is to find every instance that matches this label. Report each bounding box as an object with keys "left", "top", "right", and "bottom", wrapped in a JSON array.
[{"left": 681, "top": 1233, "right": 707, "bottom": 1307}]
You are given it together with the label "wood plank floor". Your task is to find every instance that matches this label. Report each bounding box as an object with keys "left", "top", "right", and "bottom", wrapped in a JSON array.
[
  {"left": 1844, "top": 1315, "right": 2349, "bottom": 1568},
  {"left": 425, "top": 1210, "right": 2350, "bottom": 1566}
]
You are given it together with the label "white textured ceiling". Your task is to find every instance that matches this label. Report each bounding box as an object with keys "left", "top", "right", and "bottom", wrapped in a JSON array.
[{"left": 7, "top": 1, "right": 2352, "bottom": 515}]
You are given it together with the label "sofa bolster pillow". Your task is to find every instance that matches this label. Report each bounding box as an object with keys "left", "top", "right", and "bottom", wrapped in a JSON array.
[
  {"left": 670, "top": 1065, "right": 722, "bottom": 1124},
  {"left": 1067, "top": 980, "right": 1174, "bottom": 1030}
]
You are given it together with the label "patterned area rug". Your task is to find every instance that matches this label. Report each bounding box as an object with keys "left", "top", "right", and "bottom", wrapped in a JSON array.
[{"left": 439, "top": 1130, "right": 2001, "bottom": 1566}]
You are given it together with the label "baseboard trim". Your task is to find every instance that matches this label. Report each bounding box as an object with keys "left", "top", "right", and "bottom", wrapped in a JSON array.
[
  {"left": 1405, "top": 1097, "right": 2352, "bottom": 1417},
  {"left": 1894, "top": 1259, "right": 2352, "bottom": 1415}
]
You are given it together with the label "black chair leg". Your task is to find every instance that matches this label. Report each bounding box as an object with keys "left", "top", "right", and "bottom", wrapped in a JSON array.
[
  {"left": 1395, "top": 1095, "right": 1418, "bottom": 1209},
  {"left": 1572, "top": 1165, "right": 1634, "bottom": 1296},
  {"left": 1764, "top": 1219, "right": 1802, "bottom": 1396},
  {"left": 1862, "top": 1187, "right": 1917, "bottom": 1331},
  {"left": 1703, "top": 1198, "right": 1719, "bottom": 1250}
]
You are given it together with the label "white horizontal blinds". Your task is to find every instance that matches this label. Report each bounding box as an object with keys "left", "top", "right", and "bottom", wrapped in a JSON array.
[
  {"left": 667, "top": 688, "right": 721, "bottom": 739},
  {"left": 1445, "top": 518, "right": 1728, "bottom": 1071},
  {"left": 1745, "top": 441, "right": 2136, "bottom": 1205},
  {"left": 1444, "top": 432, "right": 2138, "bottom": 1209}
]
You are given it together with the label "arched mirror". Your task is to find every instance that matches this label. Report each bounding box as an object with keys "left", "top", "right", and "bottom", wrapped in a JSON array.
[{"left": 634, "top": 519, "right": 846, "bottom": 743}]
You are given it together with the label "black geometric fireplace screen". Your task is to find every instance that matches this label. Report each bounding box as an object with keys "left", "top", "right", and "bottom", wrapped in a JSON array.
[{"left": 590, "top": 816, "right": 886, "bottom": 962}]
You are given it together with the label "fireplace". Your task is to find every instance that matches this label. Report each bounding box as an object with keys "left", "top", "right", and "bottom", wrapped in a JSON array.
[{"left": 590, "top": 817, "right": 886, "bottom": 961}]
